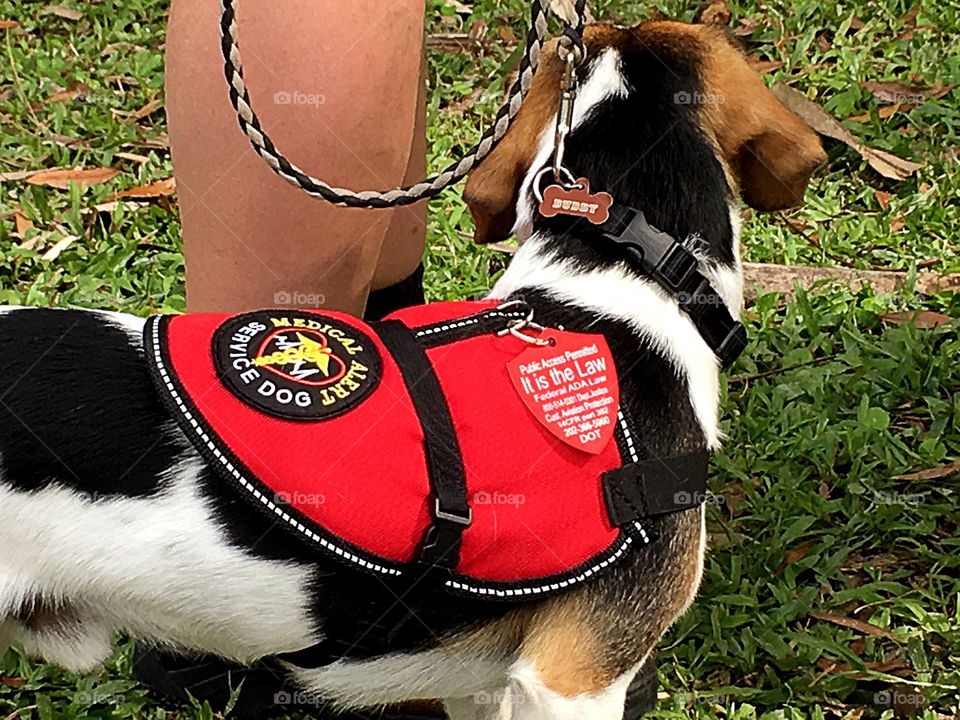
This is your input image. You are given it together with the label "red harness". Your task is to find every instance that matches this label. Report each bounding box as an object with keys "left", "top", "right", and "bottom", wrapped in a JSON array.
[{"left": 145, "top": 301, "right": 706, "bottom": 599}]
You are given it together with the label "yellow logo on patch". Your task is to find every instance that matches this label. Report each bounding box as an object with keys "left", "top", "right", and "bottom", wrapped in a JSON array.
[{"left": 253, "top": 332, "right": 334, "bottom": 375}]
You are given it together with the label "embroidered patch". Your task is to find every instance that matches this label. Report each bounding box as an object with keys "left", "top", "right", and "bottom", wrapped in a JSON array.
[{"left": 212, "top": 310, "right": 382, "bottom": 420}]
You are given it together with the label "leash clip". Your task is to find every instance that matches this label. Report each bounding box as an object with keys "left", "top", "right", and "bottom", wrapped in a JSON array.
[{"left": 551, "top": 48, "right": 580, "bottom": 185}]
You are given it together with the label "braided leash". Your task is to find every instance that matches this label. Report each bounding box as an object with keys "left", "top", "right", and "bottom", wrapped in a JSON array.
[{"left": 219, "top": 0, "right": 586, "bottom": 208}]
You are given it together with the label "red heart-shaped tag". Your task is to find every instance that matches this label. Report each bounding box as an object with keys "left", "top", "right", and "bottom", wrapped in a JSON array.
[{"left": 507, "top": 330, "right": 619, "bottom": 454}]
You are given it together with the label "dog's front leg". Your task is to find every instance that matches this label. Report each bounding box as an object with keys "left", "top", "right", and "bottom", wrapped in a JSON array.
[{"left": 496, "top": 659, "right": 638, "bottom": 720}]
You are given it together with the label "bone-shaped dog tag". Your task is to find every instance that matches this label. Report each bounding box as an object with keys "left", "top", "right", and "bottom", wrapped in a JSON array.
[{"left": 538, "top": 179, "right": 613, "bottom": 225}]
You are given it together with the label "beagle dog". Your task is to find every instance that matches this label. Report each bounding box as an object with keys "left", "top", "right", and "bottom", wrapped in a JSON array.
[{"left": 0, "top": 21, "right": 824, "bottom": 720}]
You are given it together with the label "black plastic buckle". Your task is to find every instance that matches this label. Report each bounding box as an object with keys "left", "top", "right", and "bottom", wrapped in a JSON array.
[
  {"left": 656, "top": 242, "right": 699, "bottom": 294},
  {"left": 418, "top": 499, "right": 472, "bottom": 571}
]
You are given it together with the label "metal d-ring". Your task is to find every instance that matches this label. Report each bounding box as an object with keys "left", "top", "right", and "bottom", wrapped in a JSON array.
[
  {"left": 494, "top": 299, "right": 530, "bottom": 315},
  {"left": 496, "top": 307, "right": 555, "bottom": 346}
]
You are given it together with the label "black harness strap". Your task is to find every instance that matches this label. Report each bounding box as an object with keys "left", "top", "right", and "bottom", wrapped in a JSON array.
[
  {"left": 602, "top": 452, "right": 709, "bottom": 526},
  {"left": 373, "top": 320, "right": 471, "bottom": 572},
  {"left": 594, "top": 206, "right": 748, "bottom": 368}
]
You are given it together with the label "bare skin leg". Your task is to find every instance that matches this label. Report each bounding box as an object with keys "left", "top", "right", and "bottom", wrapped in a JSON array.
[
  {"left": 166, "top": 0, "right": 427, "bottom": 315},
  {"left": 372, "top": 51, "right": 427, "bottom": 293}
]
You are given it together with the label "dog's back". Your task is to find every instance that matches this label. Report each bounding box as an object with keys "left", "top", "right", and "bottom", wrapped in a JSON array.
[{"left": 0, "top": 308, "right": 177, "bottom": 499}]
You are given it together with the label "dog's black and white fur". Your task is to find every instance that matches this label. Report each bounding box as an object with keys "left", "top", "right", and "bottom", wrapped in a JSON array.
[{"left": 0, "top": 21, "right": 824, "bottom": 719}]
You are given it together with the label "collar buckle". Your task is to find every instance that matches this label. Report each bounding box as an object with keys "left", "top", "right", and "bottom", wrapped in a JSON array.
[{"left": 615, "top": 210, "right": 698, "bottom": 294}]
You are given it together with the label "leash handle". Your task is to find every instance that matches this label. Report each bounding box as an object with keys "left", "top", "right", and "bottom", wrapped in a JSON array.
[{"left": 219, "top": 0, "right": 588, "bottom": 208}]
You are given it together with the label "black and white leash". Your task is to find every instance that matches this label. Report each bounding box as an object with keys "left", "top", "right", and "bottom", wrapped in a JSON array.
[{"left": 219, "top": 0, "right": 587, "bottom": 208}]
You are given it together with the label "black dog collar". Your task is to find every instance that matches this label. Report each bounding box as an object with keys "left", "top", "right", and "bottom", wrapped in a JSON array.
[{"left": 589, "top": 206, "right": 748, "bottom": 368}]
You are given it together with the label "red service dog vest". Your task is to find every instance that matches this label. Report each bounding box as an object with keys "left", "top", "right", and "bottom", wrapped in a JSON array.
[{"left": 145, "top": 301, "right": 707, "bottom": 600}]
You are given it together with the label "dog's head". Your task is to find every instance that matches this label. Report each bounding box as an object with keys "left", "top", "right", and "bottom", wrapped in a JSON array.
[{"left": 464, "top": 21, "right": 826, "bottom": 258}]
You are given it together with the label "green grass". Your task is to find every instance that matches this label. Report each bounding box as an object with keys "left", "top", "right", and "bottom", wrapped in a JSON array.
[{"left": 1, "top": 0, "right": 958, "bottom": 718}]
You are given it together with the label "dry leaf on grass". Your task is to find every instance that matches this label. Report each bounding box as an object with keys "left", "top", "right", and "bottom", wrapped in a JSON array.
[
  {"left": 446, "top": 87, "right": 485, "bottom": 116},
  {"left": 849, "top": 82, "right": 953, "bottom": 121},
  {"left": 43, "top": 81, "right": 93, "bottom": 105},
  {"left": 808, "top": 611, "right": 899, "bottom": 640},
  {"left": 874, "top": 190, "right": 892, "bottom": 209},
  {"left": 100, "top": 41, "right": 144, "bottom": 57},
  {"left": 772, "top": 83, "right": 924, "bottom": 179},
  {"left": 19, "top": 235, "right": 42, "bottom": 251},
  {"left": 27, "top": 166, "right": 119, "bottom": 189},
  {"left": 132, "top": 98, "right": 163, "bottom": 120},
  {"left": 849, "top": 103, "right": 917, "bottom": 122},
  {"left": 426, "top": 33, "right": 485, "bottom": 54},
  {"left": 93, "top": 200, "right": 138, "bottom": 214},
  {"left": 695, "top": 0, "right": 731, "bottom": 26},
  {"left": 0, "top": 19, "right": 19, "bottom": 29},
  {"left": 107, "top": 177, "right": 176, "bottom": 200},
  {"left": 487, "top": 241, "right": 518, "bottom": 255},
  {"left": 41, "top": 4, "right": 83, "bottom": 21},
  {"left": 114, "top": 151, "right": 151, "bottom": 164},
  {"left": 112, "top": 98, "right": 163, "bottom": 122},
  {"left": 468, "top": 19, "right": 487, "bottom": 40},
  {"left": 13, "top": 210, "right": 32, "bottom": 237},
  {"left": 0, "top": 675, "right": 26, "bottom": 688},
  {"left": 732, "top": 16, "right": 764, "bottom": 36},
  {"left": 895, "top": 460, "right": 960, "bottom": 482},
  {"left": 443, "top": 0, "right": 472, "bottom": 13},
  {"left": 123, "top": 135, "right": 170, "bottom": 151},
  {"left": 104, "top": 74, "right": 139, "bottom": 88},
  {"left": 749, "top": 59, "right": 785, "bottom": 73},
  {"left": 776, "top": 539, "right": 818, "bottom": 575},
  {"left": 0, "top": 169, "right": 47, "bottom": 182},
  {"left": 862, "top": 81, "right": 953, "bottom": 104},
  {"left": 815, "top": 655, "right": 912, "bottom": 677},
  {"left": 41, "top": 235, "right": 77, "bottom": 261},
  {"left": 881, "top": 311, "right": 951, "bottom": 328}
]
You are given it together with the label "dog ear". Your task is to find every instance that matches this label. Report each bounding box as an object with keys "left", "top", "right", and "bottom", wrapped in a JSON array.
[
  {"left": 695, "top": 27, "right": 827, "bottom": 211},
  {"left": 463, "top": 43, "right": 564, "bottom": 244}
]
